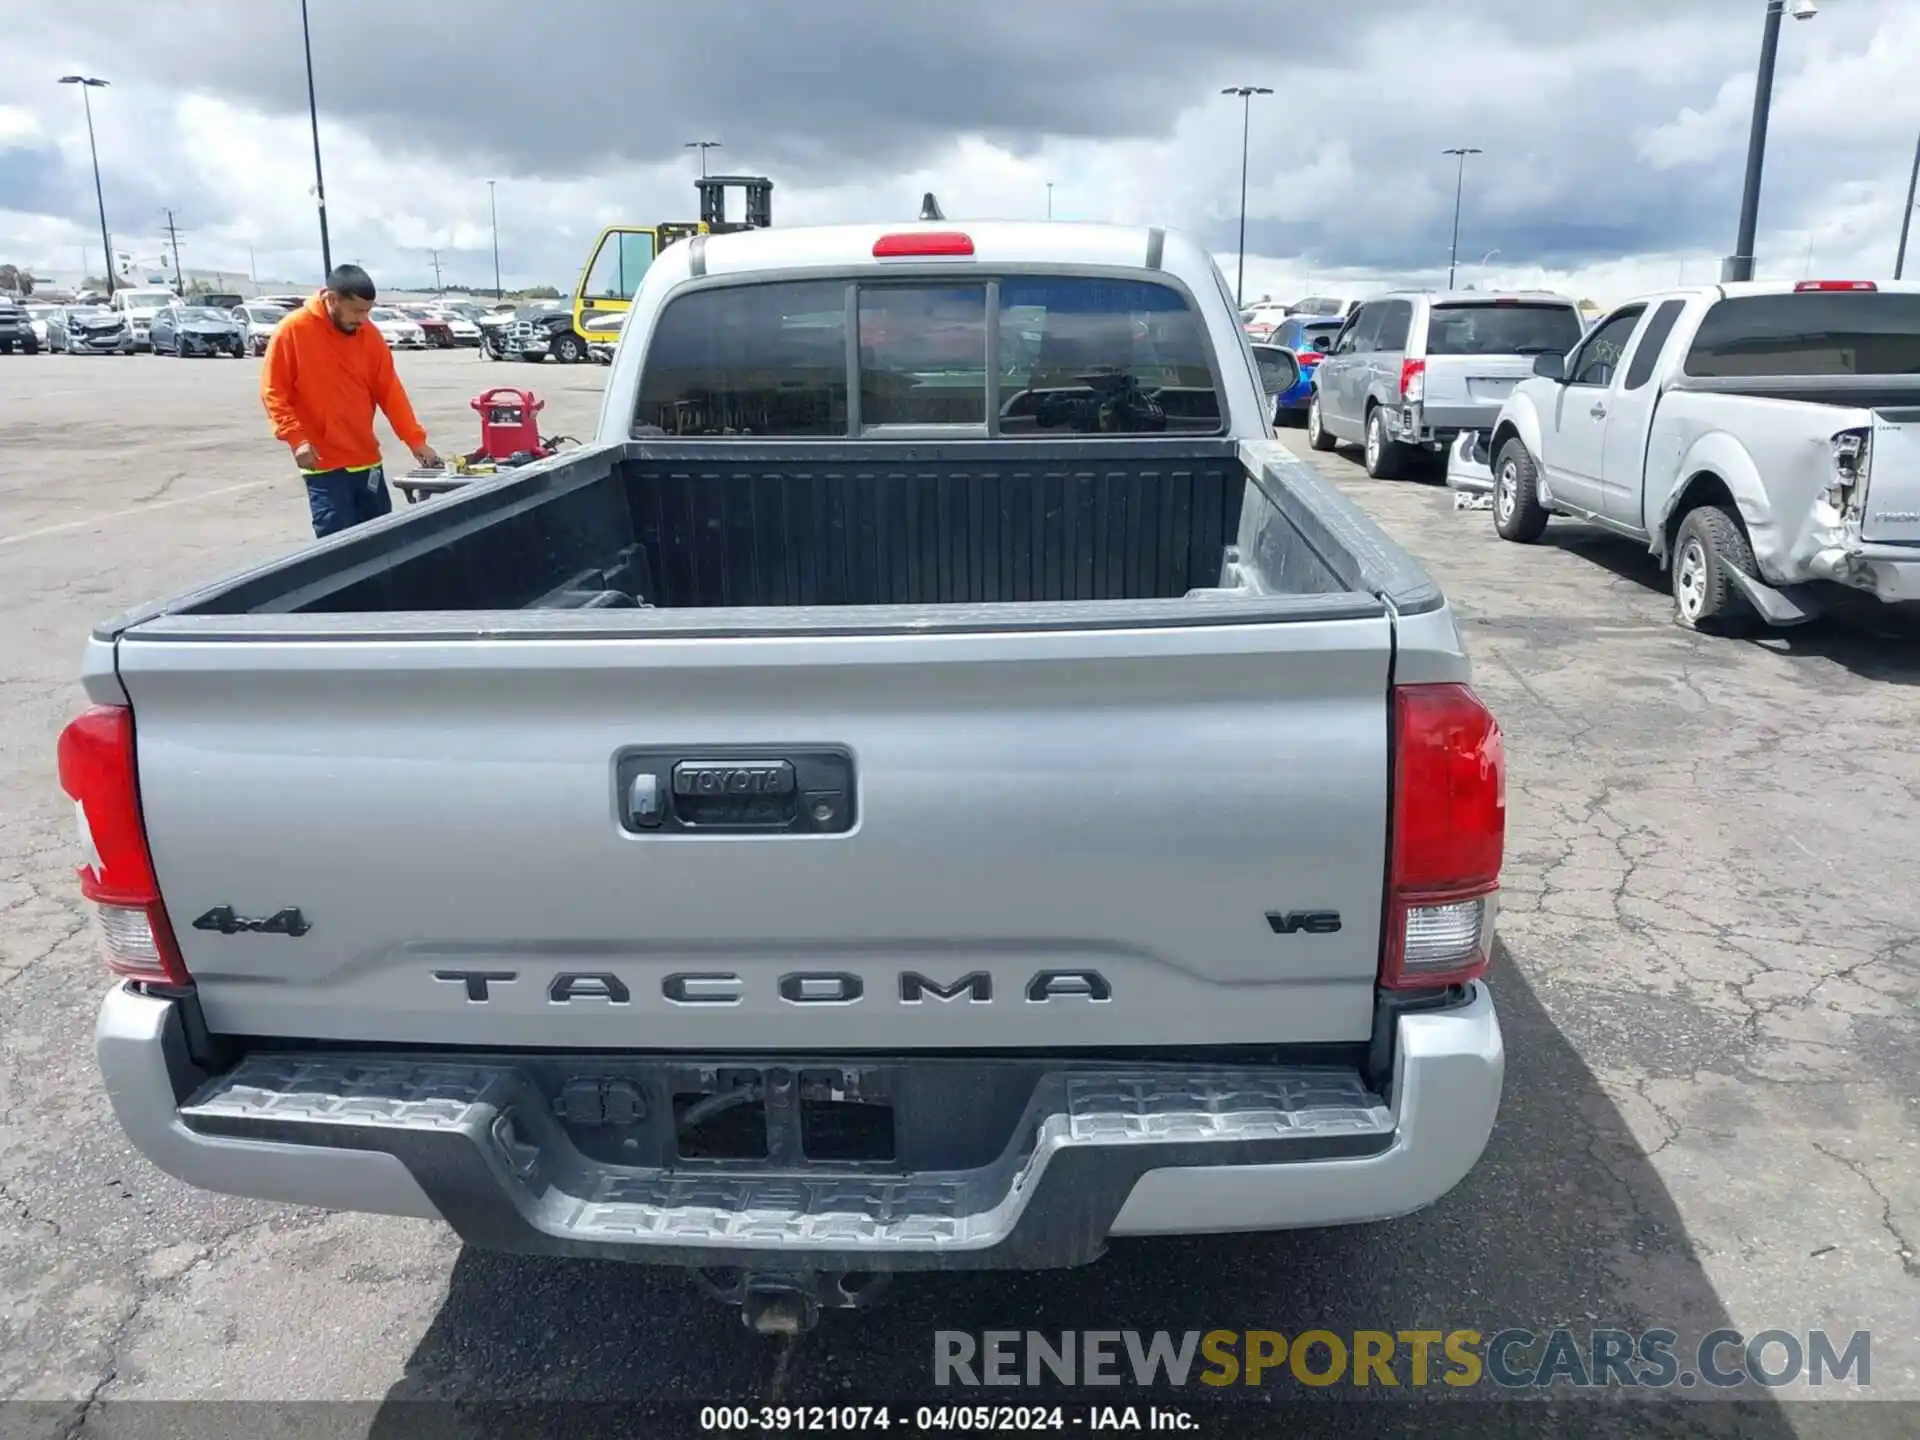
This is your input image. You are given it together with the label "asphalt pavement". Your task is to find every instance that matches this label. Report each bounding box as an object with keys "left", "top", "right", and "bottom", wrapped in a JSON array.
[{"left": 0, "top": 352, "right": 1913, "bottom": 1436}]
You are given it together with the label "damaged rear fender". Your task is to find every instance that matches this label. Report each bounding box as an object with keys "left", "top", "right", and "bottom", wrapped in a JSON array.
[{"left": 1653, "top": 434, "right": 1781, "bottom": 578}]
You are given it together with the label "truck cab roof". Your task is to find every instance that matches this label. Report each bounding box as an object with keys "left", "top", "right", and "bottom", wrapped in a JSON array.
[
  {"left": 671, "top": 219, "right": 1201, "bottom": 280},
  {"left": 1370, "top": 289, "right": 1580, "bottom": 307}
]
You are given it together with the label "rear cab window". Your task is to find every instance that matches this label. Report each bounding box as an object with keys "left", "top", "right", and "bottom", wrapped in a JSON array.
[
  {"left": 634, "top": 280, "right": 850, "bottom": 437},
  {"left": 861, "top": 284, "right": 987, "bottom": 426},
  {"left": 634, "top": 274, "right": 1223, "bottom": 438},
  {"left": 1684, "top": 292, "right": 1920, "bottom": 377},
  {"left": 1424, "top": 302, "right": 1586, "bottom": 357}
]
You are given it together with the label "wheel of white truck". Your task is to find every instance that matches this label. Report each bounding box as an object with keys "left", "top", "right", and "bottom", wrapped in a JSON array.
[
  {"left": 1363, "top": 407, "right": 1404, "bottom": 480},
  {"left": 1492, "top": 440, "right": 1550, "bottom": 543},
  {"left": 1306, "top": 394, "right": 1337, "bottom": 452},
  {"left": 1672, "top": 505, "right": 1757, "bottom": 635}
]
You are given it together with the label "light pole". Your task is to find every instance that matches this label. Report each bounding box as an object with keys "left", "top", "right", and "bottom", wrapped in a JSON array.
[
  {"left": 488, "top": 180, "right": 502, "bottom": 299},
  {"left": 684, "top": 140, "right": 722, "bottom": 177},
  {"left": 1896, "top": 129, "right": 1920, "bottom": 280},
  {"left": 1725, "top": 0, "right": 1824, "bottom": 282},
  {"left": 1443, "top": 147, "right": 1483, "bottom": 288},
  {"left": 58, "top": 76, "right": 115, "bottom": 298},
  {"left": 299, "top": 0, "right": 332, "bottom": 278},
  {"left": 1046, "top": 181, "right": 1053, "bottom": 220},
  {"left": 1222, "top": 85, "right": 1272, "bottom": 307}
]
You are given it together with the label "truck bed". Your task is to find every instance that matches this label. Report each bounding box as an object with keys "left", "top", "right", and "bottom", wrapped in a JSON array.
[{"left": 98, "top": 438, "right": 1438, "bottom": 631}]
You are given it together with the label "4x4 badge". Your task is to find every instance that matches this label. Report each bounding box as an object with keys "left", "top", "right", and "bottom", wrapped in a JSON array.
[{"left": 191, "top": 906, "right": 312, "bottom": 937}]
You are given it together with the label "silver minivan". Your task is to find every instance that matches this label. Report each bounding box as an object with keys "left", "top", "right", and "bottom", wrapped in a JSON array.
[{"left": 1307, "top": 290, "right": 1586, "bottom": 478}]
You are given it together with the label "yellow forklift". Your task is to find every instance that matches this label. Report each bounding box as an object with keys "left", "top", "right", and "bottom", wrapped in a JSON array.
[{"left": 572, "top": 175, "right": 773, "bottom": 341}]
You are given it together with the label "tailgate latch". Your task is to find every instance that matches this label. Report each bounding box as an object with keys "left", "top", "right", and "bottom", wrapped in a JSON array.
[{"left": 615, "top": 748, "right": 856, "bottom": 836}]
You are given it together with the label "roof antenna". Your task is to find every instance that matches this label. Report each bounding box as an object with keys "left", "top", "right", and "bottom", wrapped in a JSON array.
[{"left": 919, "top": 192, "right": 945, "bottom": 222}]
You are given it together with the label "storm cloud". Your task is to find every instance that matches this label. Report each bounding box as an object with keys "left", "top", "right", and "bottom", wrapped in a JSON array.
[{"left": 3, "top": 0, "right": 1915, "bottom": 296}]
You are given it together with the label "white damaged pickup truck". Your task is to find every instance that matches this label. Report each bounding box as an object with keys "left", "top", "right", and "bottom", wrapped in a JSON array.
[
  {"left": 1460, "top": 279, "right": 1920, "bottom": 631},
  {"left": 64, "top": 221, "right": 1506, "bottom": 1330}
]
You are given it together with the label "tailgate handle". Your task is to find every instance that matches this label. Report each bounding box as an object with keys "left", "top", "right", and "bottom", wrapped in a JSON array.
[{"left": 617, "top": 749, "right": 856, "bottom": 836}]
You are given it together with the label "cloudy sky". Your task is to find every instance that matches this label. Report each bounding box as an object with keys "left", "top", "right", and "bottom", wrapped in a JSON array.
[{"left": 2, "top": 0, "right": 1917, "bottom": 306}]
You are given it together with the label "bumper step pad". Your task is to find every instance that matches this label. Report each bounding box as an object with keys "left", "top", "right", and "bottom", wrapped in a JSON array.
[{"left": 182, "top": 1055, "right": 1392, "bottom": 1270}]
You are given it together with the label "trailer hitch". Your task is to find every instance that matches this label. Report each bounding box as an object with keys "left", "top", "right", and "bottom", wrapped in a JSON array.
[{"left": 695, "top": 1268, "right": 892, "bottom": 1334}]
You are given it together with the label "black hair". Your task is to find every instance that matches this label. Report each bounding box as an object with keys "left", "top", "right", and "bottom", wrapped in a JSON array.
[{"left": 325, "top": 264, "right": 376, "bottom": 301}]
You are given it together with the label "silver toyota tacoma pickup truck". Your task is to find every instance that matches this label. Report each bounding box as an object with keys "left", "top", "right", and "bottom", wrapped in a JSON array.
[{"left": 63, "top": 221, "right": 1506, "bottom": 1331}]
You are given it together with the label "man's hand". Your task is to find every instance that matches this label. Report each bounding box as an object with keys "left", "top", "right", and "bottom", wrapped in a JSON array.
[
  {"left": 292, "top": 442, "right": 320, "bottom": 470},
  {"left": 411, "top": 442, "right": 443, "bottom": 470}
]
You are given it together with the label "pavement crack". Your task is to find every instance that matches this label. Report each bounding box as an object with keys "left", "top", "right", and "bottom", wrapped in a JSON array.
[
  {"left": 1810, "top": 1141, "right": 1919, "bottom": 1280},
  {"left": 1629, "top": 1077, "right": 1683, "bottom": 1158},
  {"left": 0, "top": 916, "right": 90, "bottom": 996},
  {"left": 126, "top": 471, "right": 189, "bottom": 507},
  {"left": 56, "top": 1363, "right": 116, "bottom": 1440},
  {"left": 34, "top": 1212, "right": 288, "bottom": 1417},
  {"left": 0, "top": 1177, "right": 62, "bottom": 1238}
]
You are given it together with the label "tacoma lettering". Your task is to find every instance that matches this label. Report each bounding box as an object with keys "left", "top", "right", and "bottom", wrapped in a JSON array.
[{"left": 428, "top": 969, "right": 1113, "bottom": 1005}]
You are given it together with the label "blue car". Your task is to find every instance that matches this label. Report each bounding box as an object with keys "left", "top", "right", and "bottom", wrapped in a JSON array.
[{"left": 1257, "top": 315, "right": 1347, "bottom": 423}]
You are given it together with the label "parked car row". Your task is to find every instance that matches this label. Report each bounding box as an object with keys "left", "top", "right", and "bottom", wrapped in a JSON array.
[
  {"left": 2, "top": 292, "right": 500, "bottom": 358},
  {"left": 1240, "top": 295, "right": 1359, "bottom": 343}
]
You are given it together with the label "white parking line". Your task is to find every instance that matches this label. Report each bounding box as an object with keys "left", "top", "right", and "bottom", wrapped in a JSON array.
[{"left": 0, "top": 479, "right": 275, "bottom": 549}]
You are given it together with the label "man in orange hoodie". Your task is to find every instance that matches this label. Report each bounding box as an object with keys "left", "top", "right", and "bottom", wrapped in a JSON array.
[{"left": 261, "top": 264, "right": 441, "bottom": 538}]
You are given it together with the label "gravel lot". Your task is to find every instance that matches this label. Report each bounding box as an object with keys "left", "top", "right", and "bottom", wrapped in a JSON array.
[{"left": 0, "top": 351, "right": 1913, "bottom": 1435}]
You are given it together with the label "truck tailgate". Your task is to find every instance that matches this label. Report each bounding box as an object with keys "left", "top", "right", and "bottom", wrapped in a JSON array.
[
  {"left": 1863, "top": 407, "right": 1920, "bottom": 546},
  {"left": 120, "top": 617, "right": 1393, "bottom": 1049}
]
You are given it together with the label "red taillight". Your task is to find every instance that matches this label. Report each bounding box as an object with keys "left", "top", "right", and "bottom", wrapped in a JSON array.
[
  {"left": 1399, "top": 357, "right": 1426, "bottom": 403},
  {"left": 873, "top": 231, "right": 975, "bottom": 258},
  {"left": 1381, "top": 684, "right": 1505, "bottom": 991},
  {"left": 1795, "top": 280, "right": 1876, "bottom": 292},
  {"left": 55, "top": 705, "right": 189, "bottom": 986},
  {"left": 1297, "top": 350, "right": 1322, "bottom": 366}
]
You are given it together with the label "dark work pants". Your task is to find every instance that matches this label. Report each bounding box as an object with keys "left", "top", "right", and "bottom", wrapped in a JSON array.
[{"left": 303, "top": 465, "right": 392, "bottom": 538}]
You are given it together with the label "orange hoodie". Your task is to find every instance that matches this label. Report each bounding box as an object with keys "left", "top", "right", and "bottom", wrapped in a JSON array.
[{"left": 261, "top": 292, "right": 427, "bottom": 471}]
